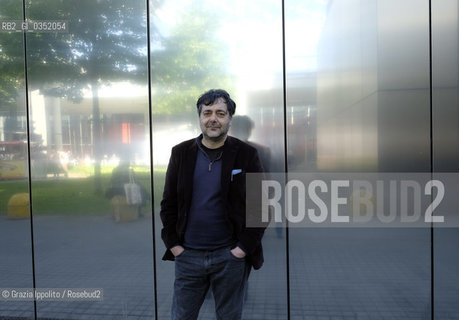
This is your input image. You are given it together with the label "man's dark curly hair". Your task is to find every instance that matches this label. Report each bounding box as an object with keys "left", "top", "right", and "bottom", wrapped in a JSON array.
[{"left": 196, "top": 89, "right": 236, "bottom": 116}]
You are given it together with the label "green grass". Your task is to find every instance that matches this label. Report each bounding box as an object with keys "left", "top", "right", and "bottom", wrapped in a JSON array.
[
  {"left": 0, "top": 166, "right": 167, "bottom": 216},
  {"left": 0, "top": 180, "right": 29, "bottom": 214}
]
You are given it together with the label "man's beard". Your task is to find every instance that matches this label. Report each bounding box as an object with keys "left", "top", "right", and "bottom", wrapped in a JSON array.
[
  {"left": 204, "top": 130, "right": 227, "bottom": 141},
  {"left": 204, "top": 125, "right": 228, "bottom": 141}
]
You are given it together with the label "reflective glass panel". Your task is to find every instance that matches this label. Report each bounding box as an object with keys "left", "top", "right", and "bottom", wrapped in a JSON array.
[
  {"left": 286, "top": 0, "right": 431, "bottom": 318},
  {"left": 432, "top": 0, "right": 459, "bottom": 318},
  {"left": 150, "top": 0, "right": 287, "bottom": 318},
  {"left": 0, "top": 0, "right": 34, "bottom": 318},
  {"left": 26, "top": 1, "right": 154, "bottom": 318}
]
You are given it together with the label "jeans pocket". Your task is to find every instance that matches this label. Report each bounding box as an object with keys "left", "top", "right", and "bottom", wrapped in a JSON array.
[{"left": 175, "top": 249, "right": 187, "bottom": 259}]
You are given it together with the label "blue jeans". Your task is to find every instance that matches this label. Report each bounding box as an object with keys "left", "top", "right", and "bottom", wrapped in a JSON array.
[{"left": 171, "top": 246, "right": 251, "bottom": 320}]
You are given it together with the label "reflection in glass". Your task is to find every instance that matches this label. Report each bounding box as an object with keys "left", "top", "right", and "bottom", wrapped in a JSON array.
[
  {"left": 1, "top": 0, "right": 453, "bottom": 318},
  {"left": 0, "top": 0, "right": 34, "bottom": 318},
  {"left": 286, "top": 0, "right": 431, "bottom": 318},
  {"left": 25, "top": 0, "right": 154, "bottom": 318},
  {"left": 432, "top": 0, "right": 459, "bottom": 318},
  {"left": 151, "top": 0, "right": 287, "bottom": 318}
]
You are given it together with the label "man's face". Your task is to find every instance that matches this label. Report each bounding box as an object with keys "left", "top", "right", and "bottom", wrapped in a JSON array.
[{"left": 199, "top": 98, "right": 232, "bottom": 143}]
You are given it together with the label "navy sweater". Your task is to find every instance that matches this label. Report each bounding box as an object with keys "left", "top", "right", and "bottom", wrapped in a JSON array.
[{"left": 183, "top": 140, "right": 234, "bottom": 250}]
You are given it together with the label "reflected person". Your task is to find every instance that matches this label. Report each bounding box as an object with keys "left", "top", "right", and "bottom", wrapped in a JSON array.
[
  {"left": 231, "top": 116, "right": 282, "bottom": 238},
  {"left": 160, "top": 89, "right": 266, "bottom": 319},
  {"left": 105, "top": 161, "right": 149, "bottom": 216},
  {"left": 230, "top": 115, "right": 271, "bottom": 172}
]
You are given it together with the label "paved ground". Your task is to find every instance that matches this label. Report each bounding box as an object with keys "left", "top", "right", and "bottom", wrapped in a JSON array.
[{"left": 0, "top": 214, "right": 458, "bottom": 319}]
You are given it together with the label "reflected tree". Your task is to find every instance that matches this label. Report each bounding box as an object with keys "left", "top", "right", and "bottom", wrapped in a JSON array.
[
  {"left": 1, "top": 0, "right": 231, "bottom": 194},
  {"left": 151, "top": 3, "right": 234, "bottom": 117},
  {"left": 0, "top": 1, "right": 26, "bottom": 140},
  {"left": 25, "top": 0, "right": 155, "bottom": 194}
]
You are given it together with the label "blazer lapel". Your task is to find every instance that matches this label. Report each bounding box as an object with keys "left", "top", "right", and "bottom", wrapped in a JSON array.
[
  {"left": 221, "top": 136, "right": 239, "bottom": 197},
  {"left": 183, "top": 139, "right": 198, "bottom": 209}
]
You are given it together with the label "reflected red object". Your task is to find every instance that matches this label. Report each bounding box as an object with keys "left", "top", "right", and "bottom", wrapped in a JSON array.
[{"left": 122, "top": 122, "right": 131, "bottom": 144}]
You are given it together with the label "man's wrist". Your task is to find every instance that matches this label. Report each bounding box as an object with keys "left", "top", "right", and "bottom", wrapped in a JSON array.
[{"left": 236, "top": 242, "right": 247, "bottom": 254}]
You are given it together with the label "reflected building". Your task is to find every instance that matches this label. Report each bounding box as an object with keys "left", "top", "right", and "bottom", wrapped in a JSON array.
[{"left": 30, "top": 84, "right": 150, "bottom": 165}]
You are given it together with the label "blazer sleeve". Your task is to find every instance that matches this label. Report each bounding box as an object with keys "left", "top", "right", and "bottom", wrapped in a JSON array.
[{"left": 160, "top": 147, "right": 180, "bottom": 250}]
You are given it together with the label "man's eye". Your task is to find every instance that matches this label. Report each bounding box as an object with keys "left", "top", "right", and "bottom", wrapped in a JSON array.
[{"left": 217, "top": 112, "right": 226, "bottom": 117}]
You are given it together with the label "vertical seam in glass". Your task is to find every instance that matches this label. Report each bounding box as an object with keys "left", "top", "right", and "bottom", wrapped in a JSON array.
[
  {"left": 145, "top": 0, "right": 158, "bottom": 318},
  {"left": 281, "top": 0, "right": 291, "bottom": 319},
  {"left": 21, "top": 0, "right": 37, "bottom": 319},
  {"left": 428, "top": 0, "right": 434, "bottom": 319}
]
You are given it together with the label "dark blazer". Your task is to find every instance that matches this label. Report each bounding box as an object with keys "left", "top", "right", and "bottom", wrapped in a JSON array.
[{"left": 160, "top": 135, "right": 266, "bottom": 270}]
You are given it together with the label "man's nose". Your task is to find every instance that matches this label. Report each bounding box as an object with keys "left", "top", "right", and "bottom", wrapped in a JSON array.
[{"left": 209, "top": 112, "right": 218, "bottom": 121}]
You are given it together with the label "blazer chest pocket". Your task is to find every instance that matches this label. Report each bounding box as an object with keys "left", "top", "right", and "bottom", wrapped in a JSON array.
[{"left": 231, "top": 169, "right": 244, "bottom": 183}]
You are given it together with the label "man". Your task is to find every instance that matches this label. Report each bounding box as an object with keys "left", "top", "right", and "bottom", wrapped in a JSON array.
[{"left": 160, "top": 89, "right": 265, "bottom": 320}]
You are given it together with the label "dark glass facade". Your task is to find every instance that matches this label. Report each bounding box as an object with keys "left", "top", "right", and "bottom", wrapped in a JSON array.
[{"left": 0, "top": 0, "right": 457, "bottom": 319}]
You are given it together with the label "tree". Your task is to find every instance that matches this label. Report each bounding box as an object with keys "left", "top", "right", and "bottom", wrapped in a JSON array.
[
  {"left": 25, "top": 0, "right": 153, "bottom": 194},
  {"left": 150, "top": 2, "right": 234, "bottom": 117},
  {"left": 0, "top": 1, "right": 28, "bottom": 140},
  {"left": 1, "top": 0, "right": 232, "bottom": 193}
]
